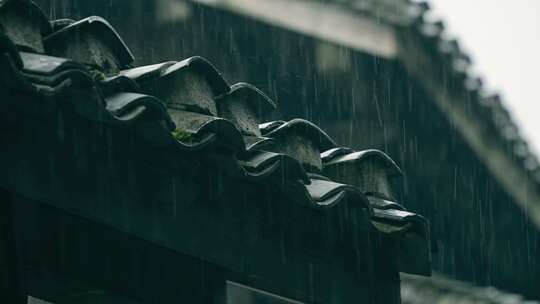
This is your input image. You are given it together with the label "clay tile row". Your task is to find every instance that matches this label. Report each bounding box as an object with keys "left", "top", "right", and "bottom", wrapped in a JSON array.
[
  {"left": 0, "top": 0, "right": 431, "bottom": 276},
  {"left": 322, "top": 146, "right": 431, "bottom": 275}
]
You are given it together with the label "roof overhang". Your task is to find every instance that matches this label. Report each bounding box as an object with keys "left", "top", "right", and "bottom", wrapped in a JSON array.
[{"left": 190, "top": 0, "right": 398, "bottom": 59}]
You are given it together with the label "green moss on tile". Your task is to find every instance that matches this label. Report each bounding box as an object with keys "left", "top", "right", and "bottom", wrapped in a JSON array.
[
  {"left": 172, "top": 129, "right": 191, "bottom": 141},
  {"left": 89, "top": 69, "right": 106, "bottom": 81}
]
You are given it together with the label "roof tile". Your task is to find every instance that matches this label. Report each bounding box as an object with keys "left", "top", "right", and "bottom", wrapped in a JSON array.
[
  {"left": 122, "top": 56, "right": 229, "bottom": 116},
  {"left": 44, "top": 16, "right": 134, "bottom": 73},
  {"left": 217, "top": 82, "right": 277, "bottom": 137},
  {"left": 261, "top": 119, "right": 337, "bottom": 171},
  {"left": 168, "top": 108, "right": 244, "bottom": 153},
  {"left": 104, "top": 92, "right": 173, "bottom": 127},
  {"left": 323, "top": 148, "right": 402, "bottom": 199},
  {"left": 0, "top": 0, "right": 51, "bottom": 53},
  {"left": 239, "top": 150, "right": 309, "bottom": 182}
]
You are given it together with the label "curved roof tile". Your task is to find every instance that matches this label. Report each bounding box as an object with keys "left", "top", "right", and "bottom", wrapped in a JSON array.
[
  {"left": 0, "top": 0, "right": 51, "bottom": 52},
  {"left": 122, "top": 57, "right": 230, "bottom": 116},
  {"left": 323, "top": 148, "right": 402, "bottom": 201},
  {"left": 261, "top": 118, "right": 337, "bottom": 152},
  {"left": 44, "top": 16, "right": 134, "bottom": 71},
  {"left": 216, "top": 82, "right": 277, "bottom": 137},
  {"left": 260, "top": 119, "right": 337, "bottom": 172},
  {"left": 323, "top": 148, "right": 402, "bottom": 177},
  {"left": 239, "top": 151, "right": 309, "bottom": 182},
  {"left": 168, "top": 108, "right": 245, "bottom": 154}
]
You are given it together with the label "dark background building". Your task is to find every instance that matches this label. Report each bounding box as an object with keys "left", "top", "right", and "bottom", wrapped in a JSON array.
[{"left": 8, "top": 0, "right": 540, "bottom": 302}]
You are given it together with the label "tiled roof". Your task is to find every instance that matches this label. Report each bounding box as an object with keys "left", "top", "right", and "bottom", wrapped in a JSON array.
[
  {"left": 0, "top": 0, "right": 431, "bottom": 277},
  {"left": 401, "top": 274, "right": 540, "bottom": 304}
]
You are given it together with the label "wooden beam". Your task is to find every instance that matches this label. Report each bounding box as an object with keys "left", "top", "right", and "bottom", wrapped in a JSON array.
[
  {"left": 11, "top": 190, "right": 371, "bottom": 304},
  {"left": 0, "top": 114, "right": 379, "bottom": 303},
  {"left": 189, "top": 0, "right": 398, "bottom": 59},
  {"left": 13, "top": 195, "right": 227, "bottom": 304}
]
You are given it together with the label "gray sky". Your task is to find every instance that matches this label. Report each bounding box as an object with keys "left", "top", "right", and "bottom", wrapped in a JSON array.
[{"left": 427, "top": 0, "right": 540, "bottom": 153}]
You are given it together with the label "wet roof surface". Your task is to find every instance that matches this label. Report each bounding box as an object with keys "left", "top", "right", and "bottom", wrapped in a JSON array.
[{"left": 0, "top": 0, "right": 431, "bottom": 278}]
